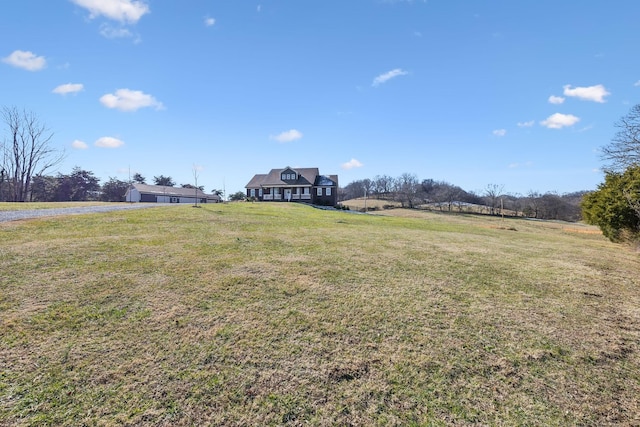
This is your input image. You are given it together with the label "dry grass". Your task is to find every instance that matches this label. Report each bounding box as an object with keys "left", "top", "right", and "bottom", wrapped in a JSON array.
[{"left": 0, "top": 202, "right": 639, "bottom": 426}]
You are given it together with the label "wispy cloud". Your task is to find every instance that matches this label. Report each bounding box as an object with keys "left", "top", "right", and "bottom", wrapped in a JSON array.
[
  {"left": 71, "top": 139, "right": 88, "bottom": 149},
  {"left": 100, "top": 88, "right": 164, "bottom": 112},
  {"left": 493, "top": 129, "right": 506, "bottom": 137},
  {"left": 70, "top": 0, "right": 150, "bottom": 24},
  {"left": 53, "top": 83, "right": 84, "bottom": 95},
  {"left": 204, "top": 17, "right": 216, "bottom": 27},
  {"left": 2, "top": 50, "right": 46, "bottom": 71},
  {"left": 95, "top": 136, "right": 124, "bottom": 148},
  {"left": 99, "top": 23, "right": 134, "bottom": 39},
  {"left": 540, "top": 113, "right": 580, "bottom": 129},
  {"left": 548, "top": 95, "right": 565, "bottom": 104},
  {"left": 563, "top": 84, "right": 610, "bottom": 103},
  {"left": 341, "top": 158, "right": 363, "bottom": 170},
  {"left": 634, "top": 80, "right": 640, "bottom": 87},
  {"left": 372, "top": 68, "right": 408, "bottom": 87},
  {"left": 270, "top": 129, "right": 303, "bottom": 143},
  {"left": 517, "top": 120, "right": 535, "bottom": 128},
  {"left": 508, "top": 161, "right": 533, "bottom": 169}
]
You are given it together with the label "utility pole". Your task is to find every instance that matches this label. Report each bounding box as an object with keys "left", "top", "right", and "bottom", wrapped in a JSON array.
[
  {"left": 193, "top": 164, "right": 200, "bottom": 207},
  {"left": 364, "top": 188, "right": 367, "bottom": 213},
  {"left": 0, "top": 168, "right": 5, "bottom": 202}
]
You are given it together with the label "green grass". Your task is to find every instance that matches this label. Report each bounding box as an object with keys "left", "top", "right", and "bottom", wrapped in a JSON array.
[{"left": 1, "top": 202, "right": 639, "bottom": 426}]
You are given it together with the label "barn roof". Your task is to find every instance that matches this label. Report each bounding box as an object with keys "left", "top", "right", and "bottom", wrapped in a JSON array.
[{"left": 130, "top": 183, "right": 221, "bottom": 200}]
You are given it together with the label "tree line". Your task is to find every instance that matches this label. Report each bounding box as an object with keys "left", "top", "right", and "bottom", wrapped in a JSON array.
[
  {"left": 340, "top": 174, "right": 584, "bottom": 221},
  {"left": 0, "top": 168, "right": 218, "bottom": 203},
  {"left": 1, "top": 106, "right": 224, "bottom": 202}
]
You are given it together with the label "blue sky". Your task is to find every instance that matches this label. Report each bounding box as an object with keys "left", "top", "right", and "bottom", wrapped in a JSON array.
[{"left": 2, "top": 0, "right": 639, "bottom": 197}]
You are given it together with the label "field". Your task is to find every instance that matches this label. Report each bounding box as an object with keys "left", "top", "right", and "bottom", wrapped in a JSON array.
[{"left": 1, "top": 202, "right": 639, "bottom": 426}]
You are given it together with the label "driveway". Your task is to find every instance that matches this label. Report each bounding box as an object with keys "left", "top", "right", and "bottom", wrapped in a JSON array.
[{"left": 0, "top": 203, "right": 173, "bottom": 223}]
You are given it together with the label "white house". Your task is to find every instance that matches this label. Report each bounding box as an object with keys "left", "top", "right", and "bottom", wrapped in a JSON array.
[{"left": 125, "top": 183, "right": 221, "bottom": 204}]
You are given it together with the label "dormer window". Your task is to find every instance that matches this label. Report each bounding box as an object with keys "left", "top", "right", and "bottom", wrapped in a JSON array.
[{"left": 281, "top": 171, "right": 296, "bottom": 181}]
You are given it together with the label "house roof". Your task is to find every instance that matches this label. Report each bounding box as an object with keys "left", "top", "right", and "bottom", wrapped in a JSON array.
[
  {"left": 245, "top": 174, "right": 269, "bottom": 189},
  {"left": 246, "top": 167, "right": 337, "bottom": 188},
  {"left": 129, "top": 183, "right": 221, "bottom": 200}
]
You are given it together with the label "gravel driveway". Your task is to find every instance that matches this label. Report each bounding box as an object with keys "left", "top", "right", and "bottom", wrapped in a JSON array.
[{"left": 0, "top": 203, "right": 173, "bottom": 223}]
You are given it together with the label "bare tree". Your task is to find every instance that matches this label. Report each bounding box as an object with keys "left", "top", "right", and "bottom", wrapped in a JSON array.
[
  {"left": 372, "top": 174, "right": 394, "bottom": 199},
  {"left": 623, "top": 188, "right": 640, "bottom": 219},
  {"left": 1, "top": 107, "right": 64, "bottom": 202},
  {"left": 601, "top": 104, "right": 640, "bottom": 172},
  {"left": 394, "top": 173, "right": 422, "bottom": 208},
  {"left": 483, "top": 183, "right": 505, "bottom": 215},
  {"left": 193, "top": 164, "right": 201, "bottom": 207}
]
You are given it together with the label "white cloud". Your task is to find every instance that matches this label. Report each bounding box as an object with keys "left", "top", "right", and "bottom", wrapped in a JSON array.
[
  {"left": 634, "top": 80, "right": 640, "bottom": 87},
  {"left": 493, "top": 129, "right": 506, "bottom": 137},
  {"left": 71, "top": 139, "right": 88, "bottom": 149},
  {"left": 70, "top": 0, "right": 150, "bottom": 24},
  {"left": 563, "top": 84, "right": 610, "bottom": 103},
  {"left": 53, "top": 83, "right": 84, "bottom": 95},
  {"left": 372, "top": 68, "right": 408, "bottom": 87},
  {"left": 270, "top": 129, "right": 303, "bottom": 143},
  {"left": 517, "top": 120, "right": 535, "bottom": 127},
  {"left": 341, "top": 159, "right": 363, "bottom": 170},
  {"left": 2, "top": 50, "right": 46, "bottom": 71},
  {"left": 548, "top": 95, "right": 565, "bottom": 104},
  {"left": 540, "top": 113, "right": 580, "bottom": 129},
  {"left": 95, "top": 136, "right": 124, "bottom": 148},
  {"left": 99, "top": 23, "right": 133, "bottom": 39},
  {"left": 257, "top": 5, "right": 262, "bottom": 12},
  {"left": 100, "top": 88, "right": 164, "bottom": 111},
  {"left": 204, "top": 17, "right": 215, "bottom": 27}
]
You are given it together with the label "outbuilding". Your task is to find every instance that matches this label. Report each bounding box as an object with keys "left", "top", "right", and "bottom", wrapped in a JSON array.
[{"left": 125, "top": 183, "right": 221, "bottom": 204}]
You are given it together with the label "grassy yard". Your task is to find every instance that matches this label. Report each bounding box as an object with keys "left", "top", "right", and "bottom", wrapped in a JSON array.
[{"left": 1, "top": 202, "right": 639, "bottom": 426}]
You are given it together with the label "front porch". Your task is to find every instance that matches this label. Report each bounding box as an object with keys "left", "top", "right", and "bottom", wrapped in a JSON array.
[
  {"left": 262, "top": 187, "right": 312, "bottom": 201},
  {"left": 263, "top": 193, "right": 312, "bottom": 201}
]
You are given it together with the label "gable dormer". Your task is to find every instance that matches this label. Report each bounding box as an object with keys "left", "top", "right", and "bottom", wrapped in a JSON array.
[{"left": 280, "top": 167, "right": 298, "bottom": 182}]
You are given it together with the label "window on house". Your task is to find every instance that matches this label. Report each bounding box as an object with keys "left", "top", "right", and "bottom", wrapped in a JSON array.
[
  {"left": 281, "top": 174, "right": 286, "bottom": 180},
  {"left": 259, "top": 188, "right": 263, "bottom": 196},
  {"left": 274, "top": 188, "right": 280, "bottom": 194},
  {"left": 303, "top": 188, "right": 309, "bottom": 194},
  {"left": 326, "top": 187, "right": 331, "bottom": 196},
  {"left": 250, "top": 189, "right": 255, "bottom": 197},
  {"left": 317, "top": 187, "right": 322, "bottom": 196}
]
